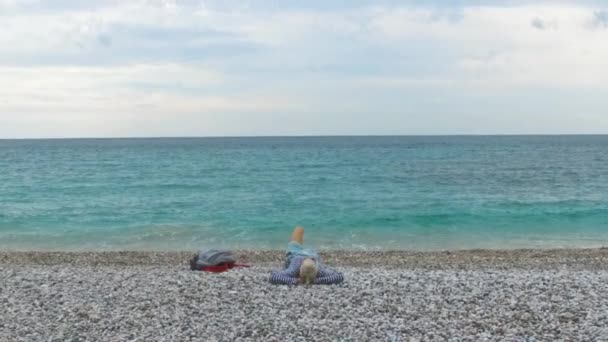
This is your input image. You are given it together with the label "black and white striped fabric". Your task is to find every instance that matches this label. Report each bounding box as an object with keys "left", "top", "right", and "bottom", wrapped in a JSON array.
[{"left": 269, "top": 256, "right": 344, "bottom": 285}]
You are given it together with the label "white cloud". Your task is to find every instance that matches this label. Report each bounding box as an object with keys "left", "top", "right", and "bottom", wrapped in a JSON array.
[
  {"left": 0, "top": 1, "right": 607, "bottom": 137},
  {"left": 0, "top": 64, "right": 220, "bottom": 110},
  {"left": 0, "top": 64, "right": 297, "bottom": 138},
  {"left": 365, "top": 5, "right": 608, "bottom": 88}
]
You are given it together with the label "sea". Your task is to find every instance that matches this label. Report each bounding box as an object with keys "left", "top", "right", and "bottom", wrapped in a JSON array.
[{"left": 1, "top": 136, "right": 607, "bottom": 251}]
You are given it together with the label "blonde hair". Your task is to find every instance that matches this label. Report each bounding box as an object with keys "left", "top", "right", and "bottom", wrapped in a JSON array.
[{"left": 300, "top": 258, "right": 317, "bottom": 285}]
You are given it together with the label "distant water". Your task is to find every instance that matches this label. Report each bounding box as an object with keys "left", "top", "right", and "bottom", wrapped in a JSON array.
[{"left": 1, "top": 136, "right": 607, "bottom": 251}]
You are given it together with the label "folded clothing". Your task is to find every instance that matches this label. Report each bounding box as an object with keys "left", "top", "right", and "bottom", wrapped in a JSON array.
[{"left": 190, "top": 249, "right": 250, "bottom": 272}]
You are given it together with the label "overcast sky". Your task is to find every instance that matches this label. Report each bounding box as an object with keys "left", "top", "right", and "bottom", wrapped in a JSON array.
[{"left": 1, "top": 0, "right": 607, "bottom": 138}]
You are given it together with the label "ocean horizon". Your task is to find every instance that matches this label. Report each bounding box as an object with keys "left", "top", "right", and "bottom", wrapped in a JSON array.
[
  {"left": 1, "top": 135, "right": 607, "bottom": 251},
  {"left": 3, "top": 133, "right": 608, "bottom": 140}
]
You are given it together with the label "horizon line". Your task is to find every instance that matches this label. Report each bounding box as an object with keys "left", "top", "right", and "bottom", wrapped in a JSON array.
[{"left": 1, "top": 133, "right": 608, "bottom": 140}]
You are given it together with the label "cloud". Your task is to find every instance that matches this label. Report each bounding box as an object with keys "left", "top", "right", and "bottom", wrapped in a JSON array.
[
  {"left": 0, "top": 63, "right": 300, "bottom": 138},
  {"left": 97, "top": 34, "right": 112, "bottom": 47},
  {"left": 530, "top": 17, "right": 558, "bottom": 31},
  {"left": 365, "top": 5, "right": 608, "bottom": 88},
  {"left": 0, "top": 63, "right": 294, "bottom": 110},
  {"left": 1, "top": 1, "right": 608, "bottom": 137},
  {"left": 591, "top": 10, "right": 608, "bottom": 28},
  {"left": 531, "top": 17, "right": 545, "bottom": 30}
]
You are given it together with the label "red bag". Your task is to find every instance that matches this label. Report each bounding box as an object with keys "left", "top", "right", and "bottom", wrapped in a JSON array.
[{"left": 200, "top": 261, "right": 250, "bottom": 273}]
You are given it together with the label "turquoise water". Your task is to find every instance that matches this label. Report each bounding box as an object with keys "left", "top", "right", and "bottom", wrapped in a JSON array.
[{"left": 1, "top": 136, "right": 607, "bottom": 251}]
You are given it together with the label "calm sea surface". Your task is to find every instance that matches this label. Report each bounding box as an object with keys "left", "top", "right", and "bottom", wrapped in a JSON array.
[{"left": 1, "top": 136, "right": 607, "bottom": 251}]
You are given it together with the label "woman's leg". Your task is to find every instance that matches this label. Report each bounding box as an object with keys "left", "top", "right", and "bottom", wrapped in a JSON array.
[
  {"left": 290, "top": 226, "right": 304, "bottom": 244},
  {"left": 285, "top": 226, "right": 304, "bottom": 268}
]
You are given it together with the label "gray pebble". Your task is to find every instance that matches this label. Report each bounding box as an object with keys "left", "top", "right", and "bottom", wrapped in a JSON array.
[{"left": 1, "top": 251, "right": 608, "bottom": 341}]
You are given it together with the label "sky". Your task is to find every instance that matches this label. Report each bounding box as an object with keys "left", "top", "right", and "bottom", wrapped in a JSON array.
[{"left": 1, "top": 0, "right": 607, "bottom": 138}]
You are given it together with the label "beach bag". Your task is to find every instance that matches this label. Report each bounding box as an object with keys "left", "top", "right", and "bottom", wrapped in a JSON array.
[{"left": 189, "top": 249, "right": 249, "bottom": 272}]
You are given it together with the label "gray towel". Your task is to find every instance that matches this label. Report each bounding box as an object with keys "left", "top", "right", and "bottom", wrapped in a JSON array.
[{"left": 195, "top": 249, "right": 236, "bottom": 267}]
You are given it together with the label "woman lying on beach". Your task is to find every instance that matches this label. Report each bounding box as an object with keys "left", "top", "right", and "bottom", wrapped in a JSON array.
[{"left": 269, "top": 226, "right": 344, "bottom": 285}]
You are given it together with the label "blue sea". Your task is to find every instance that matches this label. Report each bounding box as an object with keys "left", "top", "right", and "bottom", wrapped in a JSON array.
[{"left": 1, "top": 136, "right": 607, "bottom": 251}]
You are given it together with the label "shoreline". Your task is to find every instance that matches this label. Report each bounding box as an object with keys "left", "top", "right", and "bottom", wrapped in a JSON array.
[{"left": 2, "top": 247, "right": 608, "bottom": 269}]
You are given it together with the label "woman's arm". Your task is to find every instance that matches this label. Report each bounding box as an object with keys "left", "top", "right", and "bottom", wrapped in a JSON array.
[
  {"left": 314, "top": 267, "right": 344, "bottom": 285},
  {"left": 269, "top": 271, "right": 299, "bottom": 285},
  {"left": 269, "top": 257, "right": 302, "bottom": 285}
]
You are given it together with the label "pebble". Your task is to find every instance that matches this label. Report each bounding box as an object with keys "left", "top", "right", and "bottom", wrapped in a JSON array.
[{"left": 1, "top": 251, "right": 608, "bottom": 341}]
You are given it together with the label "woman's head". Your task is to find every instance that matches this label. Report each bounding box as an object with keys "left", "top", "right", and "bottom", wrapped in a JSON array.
[{"left": 299, "top": 258, "right": 317, "bottom": 285}]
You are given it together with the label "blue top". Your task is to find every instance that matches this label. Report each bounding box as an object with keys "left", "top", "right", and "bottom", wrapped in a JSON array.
[{"left": 269, "top": 256, "right": 344, "bottom": 285}]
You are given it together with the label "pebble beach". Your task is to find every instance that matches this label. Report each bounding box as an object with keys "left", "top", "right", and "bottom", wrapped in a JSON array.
[{"left": 2, "top": 249, "right": 608, "bottom": 341}]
